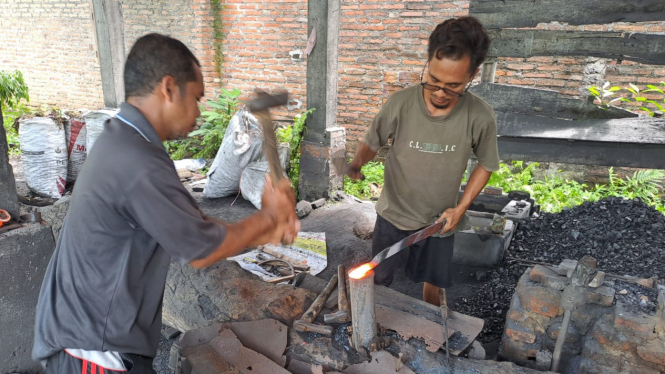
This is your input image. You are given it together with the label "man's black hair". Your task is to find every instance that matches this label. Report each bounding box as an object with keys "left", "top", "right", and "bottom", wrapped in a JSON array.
[
  {"left": 428, "top": 17, "right": 490, "bottom": 74},
  {"left": 124, "top": 33, "right": 201, "bottom": 99}
]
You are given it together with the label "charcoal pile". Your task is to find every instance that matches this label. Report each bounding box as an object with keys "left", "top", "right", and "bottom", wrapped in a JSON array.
[
  {"left": 509, "top": 196, "right": 665, "bottom": 278},
  {"left": 453, "top": 266, "right": 524, "bottom": 343},
  {"left": 458, "top": 197, "right": 665, "bottom": 344}
]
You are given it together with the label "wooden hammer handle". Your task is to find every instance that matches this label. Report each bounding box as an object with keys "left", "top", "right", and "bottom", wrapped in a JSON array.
[{"left": 254, "top": 110, "right": 284, "bottom": 183}]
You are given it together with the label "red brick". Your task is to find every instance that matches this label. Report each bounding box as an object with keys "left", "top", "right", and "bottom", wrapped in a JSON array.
[
  {"left": 517, "top": 274, "right": 563, "bottom": 318},
  {"left": 506, "top": 328, "right": 536, "bottom": 344}
]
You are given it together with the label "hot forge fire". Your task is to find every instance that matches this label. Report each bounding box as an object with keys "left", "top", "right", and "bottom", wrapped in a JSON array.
[{"left": 348, "top": 263, "right": 374, "bottom": 279}]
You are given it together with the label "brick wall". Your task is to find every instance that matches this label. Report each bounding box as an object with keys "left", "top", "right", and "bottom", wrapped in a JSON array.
[
  {"left": 219, "top": 0, "right": 309, "bottom": 122},
  {"left": 0, "top": 0, "right": 104, "bottom": 110},
  {"left": 122, "top": 0, "right": 218, "bottom": 101},
  {"left": 1, "top": 0, "right": 663, "bottom": 150}
]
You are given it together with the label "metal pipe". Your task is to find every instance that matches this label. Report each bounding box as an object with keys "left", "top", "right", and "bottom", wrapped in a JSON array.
[
  {"left": 349, "top": 269, "right": 376, "bottom": 350},
  {"left": 551, "top": 308, "right": 572, "bottom": 371}
]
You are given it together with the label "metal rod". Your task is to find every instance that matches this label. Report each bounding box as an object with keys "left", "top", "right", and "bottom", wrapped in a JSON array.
[
  {"left": 349, "top": 270, "right": 376, "bottom": 350},
  {"left": 551, "top": 309, "right": 571, "bottom": 372}
]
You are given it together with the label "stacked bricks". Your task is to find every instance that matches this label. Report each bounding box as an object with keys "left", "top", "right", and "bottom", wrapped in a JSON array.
[{"left": 502, "top": 265, "right": 665, "bottom": 373}]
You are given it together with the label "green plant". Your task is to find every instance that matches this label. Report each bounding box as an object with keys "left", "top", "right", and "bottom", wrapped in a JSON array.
[
  {"left": 588, "top": 81, "right": 665, "bottom": 116},
  {"left": 1, "top": 70, "right": 30, "bottom": 155},
  {"left": 344, "top": 161, "right": 385, "bottom": 200},
  {"left": 180, "top": 88, "right": 241, "bottom": 159},
  {"left": 624, "top": 82, "right": 665, "bottom": 117},
  {"left": 587, "top": 81, "right": 622, "bottom": 108},
  {"left": 487, "top": 161, "right": 540, "bottom": 192},
  {"left": 276, "top": 108, "right": 314, "bottom": 195}
]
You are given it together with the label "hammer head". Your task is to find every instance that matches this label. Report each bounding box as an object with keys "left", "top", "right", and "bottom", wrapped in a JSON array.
[
  {"left": 247, "top": 91, "right": 289, "bottom": 112},
  {"left": 323, "top": 310, "right": 350, "bottom": 324}
]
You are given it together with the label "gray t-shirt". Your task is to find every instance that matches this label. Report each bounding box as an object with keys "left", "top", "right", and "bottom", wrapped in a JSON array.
[
  {"left": 33, "top": 103, "right": 226, "bottom": 361},
  {"left": 363, "top": 85, "right": 500, "bottom": 230}
]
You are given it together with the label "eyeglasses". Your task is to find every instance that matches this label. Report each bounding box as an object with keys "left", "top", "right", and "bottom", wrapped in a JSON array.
[{"left": 419, "top": 62, "right": 466, "bottom": 99}]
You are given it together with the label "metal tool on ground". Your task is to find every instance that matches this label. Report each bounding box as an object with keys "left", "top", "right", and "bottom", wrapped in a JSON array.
[
  {"left": 293, "top": 274, "right": 338, "bottom": 336},
  {"left": 247, "top": 91, "right": 289, "bottom": 183},
  {"left": 369, "top": 219, "right": 446, "bottom": 267},
  {"left": 551, "top": 255, "right": 597, "bottom": 372},
  {"left": 324, "top": 265, "right": 350, "bottom": 324},
  {"left": 439, "top": 288, "right": 450, "bottom": 364}
]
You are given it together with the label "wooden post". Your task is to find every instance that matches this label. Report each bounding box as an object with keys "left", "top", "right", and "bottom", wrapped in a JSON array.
[
  {"left": 0, "top": 108, "right": 19, "bottom": 219},
  {"left": 299, "top": 0, "right": 343, "bottom": 200},
  {"left": 90, "top": 0, "right": 125, "bottom": 107},
  {"left": 349, "top": 269, "right": 376, "bottom": 350},
  {"left": 480, "top": 62, "right": 497, "bottom": 84}
]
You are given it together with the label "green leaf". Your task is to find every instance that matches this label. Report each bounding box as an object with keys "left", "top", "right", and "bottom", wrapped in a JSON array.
[
  {"left": 609, "top": 86, "right": 621, "bottom": 92},
  {"left": 629, "top": 83, "right": 640, "bottom": 94}
]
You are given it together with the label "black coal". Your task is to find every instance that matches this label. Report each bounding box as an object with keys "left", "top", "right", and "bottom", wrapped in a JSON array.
[{"left": 456, "top": 197, "right": 665, "bottom": 344}]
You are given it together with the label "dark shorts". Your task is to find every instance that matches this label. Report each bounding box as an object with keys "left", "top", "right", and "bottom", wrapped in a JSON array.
[
  {"left": 44, "top": 350, "right": 156, "bottom": 374},
  {"left": 371, "top": 214, "right": 454, "bottom": 288}
]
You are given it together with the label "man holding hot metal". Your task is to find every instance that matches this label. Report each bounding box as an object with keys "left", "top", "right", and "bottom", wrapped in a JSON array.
[{"left": 346, "top": 17, "right": 500, "bottom": 306}]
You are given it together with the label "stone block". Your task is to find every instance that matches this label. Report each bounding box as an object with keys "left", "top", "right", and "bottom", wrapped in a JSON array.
[
  {"left": 579, "top": 357, "right": 621, "bottom": 374},
  {"left": 500, "top": 333, "right": 541, "bottom": 363},
  {"left": 505, "top": 327, "right": 537, "bottom": 344},
  {"left": 311, "top": 198, "right": 326, "bottom": 209},
  {"left": 588, "top": 271, "right": 605, "bottom": 288},
  {"left": 0, "top": 223, "right": 56, "bottom": 374},
  {"left": 583, "top": 336, "right": 622, "bottom": 371},
  {"left": 296, "top": 200, "right": 313, "bottom": 218},
  {"left": 529, "top": 264, "right": 568, "bottom": 291},
  {"left": 614, "top": 303, "right": 657, "bottom": 336},
  {"left": 586, "top": 286, "right": 615, "bottom": 307},
  {"left": 517, "top": 273, "right": 563, "bottom": 318},
  {"left": 536, "top": 350, "right": 552, "bottom": 371},
  {"left": 453, "top": 217, "right": 515, "bottom": 268},
  {"left": 637, "top": 339, "right": 665, "bottom": 366}
]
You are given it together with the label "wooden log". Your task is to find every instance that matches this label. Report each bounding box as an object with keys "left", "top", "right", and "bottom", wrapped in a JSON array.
[
  {"left": 349, "top": 270, "right": 376, "bottom": 350},
  {"left": 497, "top": 136, "right": 665, "bottom": 169},
  {"left": 469, "top": 83, "right": 636, "bottom": 120},
  {"left": 486, "top": 29, "right": 665, "bottom": 65},
  {"left": 338, "top": 265, "right": 349, "bottom": 313},
  {"left": 469, "top": 0, "right": 665, "bottom": 29},
  {"left": 495, "top": 112, "right": 665, "bottom": 144},
  {"left": 300, "top": 274, "right": 338, "bottom": 323}
]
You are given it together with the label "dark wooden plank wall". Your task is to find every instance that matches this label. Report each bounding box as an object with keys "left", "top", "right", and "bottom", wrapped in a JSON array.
[{"left": 470, "top": 0, "right": 665, "bottom": 29}]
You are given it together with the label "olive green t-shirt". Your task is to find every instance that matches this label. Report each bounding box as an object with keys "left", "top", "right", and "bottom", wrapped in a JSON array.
[{"left": 363, "top": 84, "right": 500, "bottom": 230}]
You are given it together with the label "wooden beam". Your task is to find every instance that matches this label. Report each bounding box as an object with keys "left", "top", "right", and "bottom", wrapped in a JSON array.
[
  {"left": 495, "top": 112, "right": 665, "bottom": 144},
  {"left": 300, "top": 0, "right": 337, "bottom": 201},
  {"left": 498, "top": 136, "right": 665, "bottom": 169},
  {"left": 90, "top": 0, "right": 125, "bottom": 107},
  {"left": 469, "top": 0, "right": 665, "bottom": 29},
  {"left": 326, "top": 0, "right": 340, "bottom": 130},
  {"left": 494, "top": 112, "right": 665, "bottom": 168},
  {"left": 480, "top": 62, "right": 496, "bottom": 84},
  {"left": 487, "top": 30, "right": 665, "bottom": 65},
  {"left": 469, "top": 83, "right": 636, "bottom": 120}
]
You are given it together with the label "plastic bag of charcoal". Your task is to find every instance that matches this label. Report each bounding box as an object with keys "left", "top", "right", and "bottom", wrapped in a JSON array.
[
  {"left": 204, "top": 108, "right": 264, "bottom": 199},
  {"left": 19, "top": 114, "right": 68, "bottom": 198}
]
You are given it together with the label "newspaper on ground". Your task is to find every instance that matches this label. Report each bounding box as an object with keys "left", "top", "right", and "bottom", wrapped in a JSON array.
[{"left": 227, "top": 232, "right": 327, "bottom": 281}]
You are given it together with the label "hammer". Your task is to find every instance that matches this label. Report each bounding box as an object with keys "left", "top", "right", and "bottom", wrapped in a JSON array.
[
  {"left": 293, "top": 274, "right": 338, "bottom": 336},
  {"left": 323, "top": 265, "right": 350, "bottom": 324},
  {"left": 247, "top": 91, "right": 289, "bottom": 183}
]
